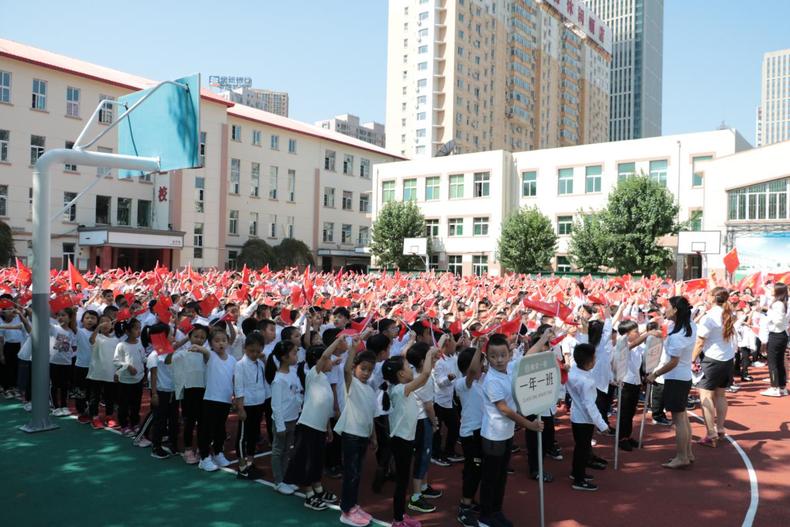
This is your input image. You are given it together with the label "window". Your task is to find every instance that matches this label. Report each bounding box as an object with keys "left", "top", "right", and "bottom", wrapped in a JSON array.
[
  {"left": 30, "top": 135, "right": 45, "bottom": 165},
  {"left": 195, "top": 176, "right": 205, "bottom": 212},
  {"left": 356, "top": 191, "right": 371, "bottom": 213},
  {"left": 419, "top": 45, "right": 428, "bottom": 54},
  {"left": 418, "top": 62, "right": 428, "bottom": 71},
  {"left": 324, "top": 187, "right": 335, "bottom": 208},
  {"left": 32, "top": 79, "right": 47, "bottom": 110},
  {"left": 417, "top": 79, "right": 427, "bottom": 89},
  {"left": 473, "top": 217, "right": 489, "bottom": 236},
  {"left": 688, "top": 210, "right": 702, "bottom": 231},
  {"left": 229, "top": 210, "right": 239, "bottom": 235},
  {"left": 473, "top": 172, "right": 490, "bottom": 197},
  {"left": 66, "top": 87, "right": 80, "bottom": 117},
  {"left": 360, "top": 158, "right": 371, "bottom": 179},
  {"left": 449, "top": 174, "right": 464, "bottom": 199},
  {"left": 193, "top": 223, "right": 204, "bottom": 259},
  {"left": 0, "top": 129, "right": 8, "bottom": 161},
  {"left": 382, "top": 181, "right": 395, "bottom": 203},
  {"left": 95, "top": 195, "right": 110, "bottom": 224},
  {"left": 132, "top": 199, "right": 150, "bottom": 228},
  {"left": 341, "top": 224, "right": 352, "bottom": 244},
  {"left": 64, "top": 141, "right": 77, "bottom": 171},
  {"left": 286, "top": 216, "right": 294, "bottom": 238},
  {"left": 403, "top": 179, "right": 417, "bottom": 201},
  {"left": 64, "top": 192, "right": 77, "bottom": 222},
  {"left": 472, "top": 255, "right": 488, "bottom": 276},
  {"left": 324, "top": 150, "right": 336, "bottom": 171},
  {"left": 269, "top": 214, "right": 278, "bottom": 238},
  {"left": 252, "top": 129, "right": 261, "bottom": 145},
  {"left": 62, "top": 244, "right": 75, "bottom": 270},
  {"left": 692, "top": 156, "right": 713, "bottom": 187},
  {"left": 649, "top": 159, "right": 668, "bottom": 186},
  {"left": 199, "top": 131, "right": 206, "bottom": 166},
  {"left": 558, "top": 168, "right": 573, "bottom": 195},
  {"left": 417, "top": 112, "right": 426, "bottom": 120},
  {"left": 249, "top": 212, "right": 258, "bottom": 236},
  {"left": 419, "top": 11, "right": 429, "bottom": 20},
  {"left": 227, "top": 249, "right": 237, "bottom": 269},
  {"left": 521, "top": 171, "right": 536, "bottom": 197},
  {"left": 231, "top": 124, "right": 242, "bottom": 142},
  {"left": 342, "top": 191, "right": 353, "bottom": 210},
  {"left": 288, "top": 138, "right": 297, "bottom": 153},
  {"left": 230, "top": 159, "right": 240, "bottom": 193},
  {"left": 322, "top": 222, "right": 334, "bottom": 242},
  {"left": 269, "top": 166, "right": 278, "bottom": 199},
  {"left": 98, "top": 95, "right": 114, "bottom": 124},
  {"left": 287, "top": 169, "right": 296, "bottom": 201},
  {"left": 358, "top": 226, "right": 369, "bottom": 246},
  {"left": 617, "top": 162, "right": 635, "bottom": 182},
  {"left": 557, "top": 215, "right": 573, "bottom": 235},
  {"left": 425, "top": 219, "right": 439, "bottom": 237},
  {"left": 270, "top": 135, "right": 279, "bottom": 150},
  {"left": 556, "top": 256, "right": 571, "bottom": 273},
  {"left": 448, "top": 218, "right": 464, "bottom": 236},
  {"left": 343, "top": 154, "right": 354, "bottom": 175},
  {"left": 728, "top": 180, "right": 788, "bottom": 221},
  {"left": 116, "top": 197, "right": 131, "bottom": 226},
  {"left": 0, "top": 185, "right": 6, "bottom": 216},
  {"left": 425, "top": 176, "right": 440, "bottom": 200},
  {"left": 250, "top": 162, "right": 260, "bottom": 197},
  {"left": 0, "top": 70, "right": 10, "bottom": 103},
  {"left": 585, "top": 165, "right": 602, "bottom": 193},
  {"left": 448, "top": 255, "right": 462, "bottom": 275}
]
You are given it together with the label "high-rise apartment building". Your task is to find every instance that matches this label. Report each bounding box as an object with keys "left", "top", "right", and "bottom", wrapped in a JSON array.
[
  {"left": 220, "top": 87, "right": 290, "bottom": 116},
  {"left": 584, "top": 0, "right": 663, "bottom": 141},
  {"left": 316, "top": 114, "right": 386, "bottom": 147},
  {"left": 757, "top": 48, "right": 790, "bottom": 146},
  {"left": 386, "top": 0, "right": 611, "bottom": 158}
]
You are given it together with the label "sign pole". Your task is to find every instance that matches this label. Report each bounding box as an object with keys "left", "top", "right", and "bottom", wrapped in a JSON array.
[
  {"left": 614, "top": 384, "right": 622, "bottom": 470},
  {"left": 537, "top": 427, "right": 545, "bottom": 527},
  {"left": 638, "top": 383, "right": 652, "bottom": 448}
]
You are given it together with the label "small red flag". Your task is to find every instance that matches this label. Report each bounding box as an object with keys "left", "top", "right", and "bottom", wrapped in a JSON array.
[
  {"left": 116, "top": 308, "right": 132, "bottom": 322},
  {"left": 449, "top": 320, "right": 463, "bottom": 335},
  {"left": 280, "top": 308, "right": 293, "bottom": 326},
  {"left": 153, "top": 295, "right": 173, "bottom": 324},
  {"left": 498, "top": 317, "right": 522, "bottom": 336},
  {"left": 150, "top": 332, "right": 174, "bottom": 355},
  {"left": 0, "top": 299, "right": 15, "bottom": 309},
  {"left": 684, "top": 278, "right": 708, "bottom": 293},
  {"left": 199, "top": 294, "right": 220, "bottom": 316},
  {"left": 723, "top": 248, "right": 740, "bottom": 275},
  {"left": 178, "top": 317, "right": 194, "bottom": 335},
  {"left": 68, "top": 260, "right": 90, "bottom": 291},
  {"left": 333, "top": 297, "right": 351, "bottom": 308},
  {"left": 15, "top": 258, "right": 32, "bottom": 286}
]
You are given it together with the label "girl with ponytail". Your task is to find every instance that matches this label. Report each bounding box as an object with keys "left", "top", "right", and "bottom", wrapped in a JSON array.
[
  {"left": 692, "top": 287, "right": 737, "bottom": 447},
  {"left": 761, "top": 282, "right": 788, "bottom": 397},
  {"left": 267, "top": 341, "right": 302, "bottom": 494}
]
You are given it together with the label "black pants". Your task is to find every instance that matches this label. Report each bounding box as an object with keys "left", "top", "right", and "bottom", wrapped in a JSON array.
[
  {"left": 767, "top": 331, "right": 788, "bottom": 388},
  {"left": 1, "top": 342, "right": 20, "bottom": 391},
  {"left": 49, "top": 363, "right": 71, "bottom": 408},
  {"left": 199, "top": 400, "right": 231, "bottom": 459},
  {"left": 374, "top": 414, "right": 392, "bottom": 471},
  {"left": 117, "top": 381, "right": 143, "bottom": 428},
  {"left": 571, "top": 423, "right": 594, "bottom": 484},
  {"left": 432, "top": 403, "right": 460, "bottom": 458},
  {"left": 460, "top": 430, "right": 482, "bottom": 501},
  {"left": 17, "top": 359, "right": 31, "bottom": 402},
  {"left": 89, "top": 379, "right": 116, "bottom": 417},
  {"left": 595, "top": 388, "right": 613, "bottom": 427},
  {"left": 152, "top": 391, "right": 179, "bottom": 448},
  {"left": 182, "top": 387, "right": 204, "bottom": 449},
  {"left": 391, "top": 436, "right": 415, "bottom": 522},
  {"left": 263, "top": 397, "right": 274, "bottom": 445},
  {"left": 285, "top": 424, "right": 327, "bottom": 487},
  {"left": 340, "top": 433, "right": 369, "bottom": 513},
  {"left": 480, "top": 436, "right": 512, "bottom": 518},
  {"left": 236, "top": 403, "right": 264, "bottom": 460},
  {"left": 735, "top": 347, "right": 752, "bottom": 379},
  {"left": 618, "top": 383, "right": 641, "bottom": 439},
  {"left": 650, "top": 382, "right": 666, "bottom": 419},
  {"left": 525, "top": 415, "right": 555, "bottom": 474},
  {"left": 72, "top": 366, "right": 89, "bottom": 415},
  {"left": 326, "top": 416, "right": 342, "bottom": 470}
]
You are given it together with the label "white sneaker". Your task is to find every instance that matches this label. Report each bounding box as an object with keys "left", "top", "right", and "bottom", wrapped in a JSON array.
[
  {"left": 199, "top": 456, "right": 219, "bottom": 472},
  {"left": 275, "top": 482, "right": 296, "bottom": 495},
  {"left": 760, "top": 387, "right": 781, "bottom": 397},
  {"left": 134, "top": 437, "right": 152, "bottom": 448},
  {"left": 23, "top": 402, "right": 32, "bottom": 412},
  {"left": 752, "top": 361, "right": 766, "bottom": 368},
  {"left": 59, "top": 407, "right": 71, "bottom": 416},
  {"left": 781, "top": 388, "right": 789, "bottom": 396},
  {"left": 212, "top": 453, "right": 231, "bottom": 467}
]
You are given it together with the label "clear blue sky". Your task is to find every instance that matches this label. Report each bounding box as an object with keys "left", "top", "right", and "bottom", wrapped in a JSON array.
[{"left": 2, "top": 0, "right": 789, "bottom": 145}]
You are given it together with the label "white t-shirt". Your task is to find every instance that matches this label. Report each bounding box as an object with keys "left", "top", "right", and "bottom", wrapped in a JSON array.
[
  {"left": 591, "top": 319, "right": 613, "bottom": 392},
  {"left": 271, "top": 370, "right": 303, "bottom": 432},
  {"left": 172, "top": 345, "right": 208, "bottom": 398},
  {"left": 233, "top": 355, "right": 266, "bottom": 406},
  {"left": 75, "top": 327, "right": 93, "bottom": 368},
  {"left": 113, "top": 340, "right": 146, "bottom": 384},
  {"left": 481, "top": 368, "right": 516, "bottom": 441},
  {"left": 657, "top": 321, "right": 697, "bottom": 382},
  {"left": 49, "top": 324, "right": 75, "bottom": 365},
  {"left": 203, "top": 351, "right": 236, "bottom": 403},
  {"left": 697, "top": 306, "right": 735, "bottom": 361},
  {"left": 413, "top": 376, "right": 434, "bottom": 420},
  {"left": 87, "top": 333, "right": 121, "bottom": 382},
  {"left": 388, "top": 383, "right": 419, "bottom": 441},
  {"left": 369, "top": 361, "right": 389, "bottom": 417},
  {"left": 147, "top": 352, "right": 174, "bottom": 392},
  {"left": 334, "top": 376, "right": 376, "bottom": 438},
  {"left": 623, "top": 341, "right": 644, "bottom": 386},
  {"left": 433, "top": 354, "right": 459, "bottom": 409},
  {"left": 298, "top": 366, "right": 334, "bottom": 432},
  {"left": 766, "top": 300, "right": 789, "bottom": 334},
  {"left": 454, "top": 376, "right": 484, "bottom": 437},
  {"left": 0, "top": 315, "right": 26, "bottom": 343}
]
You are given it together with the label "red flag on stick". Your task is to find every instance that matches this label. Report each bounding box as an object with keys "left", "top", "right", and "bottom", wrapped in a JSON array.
[
  {"left": 684, "top": 278, "right": 708, "bottom": 293},
  {"left": 150, "top": 332, "right": 174, "bottom": 355},
  {"left": 15, "top": 258, "right": 32, "bottom": 286},
  {"left": 723, "top": 248, "right": 740, "bottom": 275}
]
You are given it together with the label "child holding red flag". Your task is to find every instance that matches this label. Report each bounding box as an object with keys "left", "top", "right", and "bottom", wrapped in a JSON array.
[
  {"left": 146, "top": 323, "right": 179, "bottom": 459},
  {"left": 112, "top": 318, "right": 146, "bottom": 436},
  {"left": 266, "top": 340, "right": 303, "bottom": 495},
  {"left": 87, "top": 315, "right": 120, "bottom": 428},
  {"left": 172, "top": 324, "right": 210, "bottom": 464},
  {"left": 234, "top": 332, "right": 267, "bottom": 480},
  {"left": 49, "top": 307, "right": 76, "bottom": 417}
]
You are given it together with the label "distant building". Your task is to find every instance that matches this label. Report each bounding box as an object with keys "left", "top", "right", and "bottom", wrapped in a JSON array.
[
  {"left": 220, "top": 87, "right": 289, "bottom": 117},
  {"left": 757, "top": 48, "right": 790, "bottom": 146},
  {"left": 316, "top": 114, "right": 386, "bottom": 147}
]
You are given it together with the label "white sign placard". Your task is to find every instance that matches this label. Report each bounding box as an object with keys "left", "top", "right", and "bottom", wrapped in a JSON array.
[
  {"left": 643, "top": 336, "right": 663, "bottom": 374},
  {"left": 512, "top": 351, "right": 561, "bottom": 416},
  {"left": 612, "top": 336, "right": 630, "bottom": 384}
]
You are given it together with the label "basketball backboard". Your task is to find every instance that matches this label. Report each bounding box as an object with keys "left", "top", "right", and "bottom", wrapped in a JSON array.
[
  {"left": 403, "top": 237, "right": 428, "bottom": 256},
  {"left": 678, "top": 230, "right": 721, "bottom": 255},
  {"left": 118, "top": 73, "right": 201, "bottom": 178}
]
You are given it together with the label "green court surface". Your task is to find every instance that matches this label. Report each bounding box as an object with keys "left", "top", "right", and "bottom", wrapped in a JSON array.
[{"left": 0, "top": 400, "right": 344, "bottom": 527}]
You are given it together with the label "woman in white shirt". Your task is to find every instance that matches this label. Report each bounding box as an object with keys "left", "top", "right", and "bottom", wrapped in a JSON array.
[
  {"left": 761, "top": 283, "right": 788, "bottom": 397},
  {"left": 647, "top": 296, "right": 697, "bottom": 469},
  {"left": 692, "top": 287, "right": 736, "bottom": 446}
]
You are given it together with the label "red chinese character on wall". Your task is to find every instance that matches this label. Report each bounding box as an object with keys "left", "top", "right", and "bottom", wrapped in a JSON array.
[
  {"left": 588, "top": 17, "right": 596, "bottom": 34},
  {"left": 567, "top": 0, "right": 574, "bottom": 15},
  {"left": 578, "top": 6, "right": 584, "bottom": 24},
  {"left": 598, "top": 26, "right": 605, "bottom": 42},
  {"left": 158, "top": 186, "right": 168, "bottom": 202}
]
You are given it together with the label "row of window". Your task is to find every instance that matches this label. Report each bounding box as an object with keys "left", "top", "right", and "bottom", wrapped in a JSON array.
[
  {"left": 728, "top": 179, "right": 789, "bottom": 221},
  {"left": 424, "top": 216, "right": 490, "bottom": 237},
  {"left": 227, "top": 159, "right": 298, "bottom": 201},
  {"left": 321, "top": 223, "right": 369, "bottom": 246},
  {"left": 323, "top": 150, "right": 371, "bottom": 179},
  {"left": 226, "top": 210, "right": 295, "bottom": 239},
  {"left": 382, "top": 172, "right": 491, "bottom": 203},
  {"left": 323, "top": 188, "right": 371, "bottom": 213},
  {"left": 230, "top": 124, "right": 298, "bottom": 153}
]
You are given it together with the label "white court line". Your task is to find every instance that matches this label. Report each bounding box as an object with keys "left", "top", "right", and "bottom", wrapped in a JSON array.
[{"left": 689, "top": 411, "right": 759, "bottom": 527}]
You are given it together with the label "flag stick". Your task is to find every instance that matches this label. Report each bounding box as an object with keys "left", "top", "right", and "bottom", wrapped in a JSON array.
[
  {"left": 614, "top": 384, "right": 622, "bottom": 470},
  {"left": 638, "top": 383, "right": 652, "bottom": 448}
]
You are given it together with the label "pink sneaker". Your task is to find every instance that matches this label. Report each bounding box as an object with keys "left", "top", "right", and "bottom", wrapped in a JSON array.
[
  {"left": 340, "top": 509, "right": 370, "bottom": 526},
  {"left": 351, "top": 506, "right": 373, "bottom": 521},
  {"left": 402, "top": 514, "right": 421, "bottom": 527}
]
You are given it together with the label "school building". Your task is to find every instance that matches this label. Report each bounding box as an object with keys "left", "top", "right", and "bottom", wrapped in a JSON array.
[{"left": 0, "top": 38, "right": 403, "bottom": 272}]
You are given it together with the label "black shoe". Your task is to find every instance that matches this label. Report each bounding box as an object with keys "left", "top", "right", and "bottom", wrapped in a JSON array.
[
  {"left": 568, "top": 474, "right": 594, "bottom": 482},
  {"left": 591, "top": 455, "right": 608, "bottom": 465},
  {"left": 493, "top": 512, "right": 513, "bottom": 527},
  {"left": 510, "top": 445, "right": 521, "bottom": 454},
  {"left": 303, "top": 494, "right": 328, "bottom": 511},
  {"left": 431, "top": 456, "right": 451, "bottom": 467},
  {"left": 530, "top": 470, "right": 554, "bottom": 483},
  {"left": 409, "top": 496, "right": 437, "bottom": 513},
  {"left": 628, "top": 438, "right": 640, "bottom": 448},
  {"left": 459, "top": 502, "right": 481, "bottom": 514},
  {"left": 372, "top": 467, "right": 386, "bottom": 493},
  {"left": 458, "top": 506, "right": 480, "bottom": 527},
  {"left": 572, "top": 480, "right": 598, "bottom": 491},
  {"left": 150, "top": 447, "right": 170, "bottom": 459},
  {"left": 506, "top": 466, "right": 515, "bottom": 475},
  {"left": 686, "top": 400, "right": 697, "bottom": 411},
  {"left": 606, "top": 427, "right": 617, "bottom": 436},
  {"left": 619, "top": 439, "right": 633, "bottom": 452},
  {"left": 545, "top": 447, "right": 563, "bottom": 460},
  {"left": 325, "top": 466, "right": 342, "bottom": 479},
  {"left": 652, "top": 416, "right": 671, "bottom": 426},
  {"left": 422, "top": 485, "right": 443, "bottom": 499},
  {"left": 478, "top": 516, "right": 503, "bottom": 527},
  {"left": 446, "top": 452, "right": 465, "bottom": 463},
  {"left": 586, "top": 460, "right": 607, "bottom": 471},
  {"left": 236, "top": 464, "right": 264, "bottom": 480},
  {"left": 317, "top": 490, "right": 338, "bottom": 504}
]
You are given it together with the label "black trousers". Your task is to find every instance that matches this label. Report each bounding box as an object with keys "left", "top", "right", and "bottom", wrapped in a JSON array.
[
  {"left": 618, "top": 383, "right": 641, "bottom": 439},
  {"left": 181, "top": 387, "right": 205, "bottom": 448},
  {"left": 460, "top": 430, "right": 482, "bottom": 501},
  {"left": 49, "top": 363, "right": 71, "bottom": 408},
  {"left": 199, "top": 400, "right": 231, "bottom": 459},
  {"left": 735, "top": 347, "right": 752, "bottom": 379},
  {"left": 263, "top": 397, "right": 274, "bottom": 445},
  {"left": 152, "top": 390, "right": 179, "bottom": 448},
  {"left": 285, "top": 424, "right": 327, "bottom": 487},
  {"left": 525, "top": 415, "right": 555, "bottom": 474},
  {"left": 374, "top": 414, "right": 392, "bottom": 471},
  {"left": 325, "top": 416, "right": 342, "bottom": 470},
  {"left": 1, "top": 342, "right": 20, "bottom": 390},
  {"left": 650, "top": 382, "right": 666, "bottom": 419},
  {"left": 595, "top": 388, "right": 613, "bottom": 427},
  {"left": 432, "top": 403, "right": 460, "bottom": 458},
  {"left": 571, "top": 423, "right": 594, "bottom": 484},
  {"left": 72, "top": 366, "right": 89, "bottom": 415},
  {"left": 117, "top": 381, "right": 143, "bottom": 428},
  {"left": 236, "top": 403, "right": 264, "bottom": 459},
  {"left": 767, "top": 331, "right": 788, "bottom": 388},
  {"left": 391, "top": 436, "right": 415, "bottom": 522},
  {"left": 340, "top": 433, "right": 369, "bottom": 513},
  {"left": 88, "top": 379, "right": 116, "bottom": 417},
  {"left": 480, "top": 436, "right": 512, "bottom": 517}
]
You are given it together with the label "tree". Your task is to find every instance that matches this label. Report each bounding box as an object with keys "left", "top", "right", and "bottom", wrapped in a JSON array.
[
  {"left": 0, "top": 220, "right": 13, "bottom": 266},
  {"left": 603, "top": 175, "right": 680, "bottom": 275},
  {"left": 370, "top": 201, "right": 426, "bottom": 270},
  {"left": 497, "top": 207, "right": 557, "bottom": 274},
  {"left": 568, "top": 211, "right": 612, "bottom": 274},
  {"left": 273, "top": 238, "right": 315, "bottom": 269},
  {"left": 236, "top": 238, "right": 276, "bottom": 270}
]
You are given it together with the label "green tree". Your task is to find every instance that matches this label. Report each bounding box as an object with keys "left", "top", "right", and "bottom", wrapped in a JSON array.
[
  {"left": 568, "top": 211, "right": 612, "bottom": 273},
  {"left": 497, "top": 207, "right": 557, "bottom": 274},
  {"left": 273, "top": 238, "right": 315, "bottom": 269},
  {"left": 0, "top": 220, "right": 14, "bottom": 266},
  {"left": 370, "top": 201, "right": 426, "bottom": 270},
  {"left": 236, "top": 238, "right": 276, "bottom": 270},
  {"left": 603, "top": 175, "right": 680, "bottom": 275}
]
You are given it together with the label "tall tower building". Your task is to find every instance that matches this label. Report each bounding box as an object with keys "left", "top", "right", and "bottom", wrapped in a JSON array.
[
  {"left": 758, "top": 48, "right": 790, "bottom": 147},
  {"left": 386, "top": 0, "right": 611, "bottom": 157},
  {"left": 584, "top": 0, "right": 663, "bottom": 141},
  {"left": 220, "top": 87, "right": 289, "bottom": 117}
]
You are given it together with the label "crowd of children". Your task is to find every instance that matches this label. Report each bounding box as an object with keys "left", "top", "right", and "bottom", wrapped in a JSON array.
[{"left": 0, "top": 270, "right": 786, "bottom": 527}]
